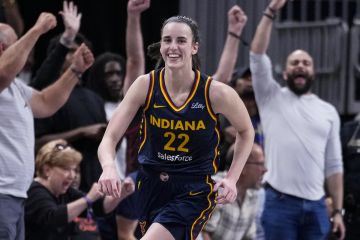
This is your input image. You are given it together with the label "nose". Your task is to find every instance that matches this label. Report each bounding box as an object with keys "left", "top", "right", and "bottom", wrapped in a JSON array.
[{"left": 169, "top": 40, "right": 177, "bottom": 49}]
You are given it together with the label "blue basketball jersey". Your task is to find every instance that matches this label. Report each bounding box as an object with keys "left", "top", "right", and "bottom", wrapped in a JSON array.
[{"left": 138, "top": 68, "right": 221, "bottom": 175}]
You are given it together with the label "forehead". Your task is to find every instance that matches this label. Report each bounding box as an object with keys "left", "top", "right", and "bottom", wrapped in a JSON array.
[
  {"left": 162, "top": 22, "right": 193, "bottom": 38},
  {"left": 104, "top": 61, "right": 122, "bottom": 72},
  {"left": 287, "top": 50, "right": 313, "bottom": 64}
]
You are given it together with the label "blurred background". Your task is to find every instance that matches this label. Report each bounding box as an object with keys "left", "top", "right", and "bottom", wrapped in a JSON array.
[{"left": 11, "top": 0, "right": 360, "bottom": 118}]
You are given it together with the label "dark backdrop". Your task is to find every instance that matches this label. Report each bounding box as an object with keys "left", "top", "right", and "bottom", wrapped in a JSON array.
[{"left": 17, "top": 0, "right": 179, "bottom": 73}]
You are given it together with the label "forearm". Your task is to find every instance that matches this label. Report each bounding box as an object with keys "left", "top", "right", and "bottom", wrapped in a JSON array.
[
  {"left": 34, "top": 68, "right": 78, "bottom": 117},
  {"left": 0, "top": 26, "right": 42, "bottom": 91},
  {"left": 326, "top": 173, "right": 344, "bottom": 210},
  {"left": 66, "top": 197, "right": 89, "bottom": 222},
  {"left": 250, "top": 7, "right": 275, "bottom": 54},
  {"left": 124, "top": 13, "right": 145, "bottom": 93},
  {"left": 98, "top": 135, "right": 118, "bottom": 168},
  {"left": 213, "top": 33, "right": 240, "bottom": 83},
  {"left": 103, "top": 196, "right": 122, "bottom": 214},
  {"left": 227, "top": 128, "right": 254, "bottom": 181}
]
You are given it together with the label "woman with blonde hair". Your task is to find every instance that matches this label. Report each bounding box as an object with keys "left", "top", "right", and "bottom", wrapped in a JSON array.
[{"left": 25, "top": 139, "right": 133, "bottom": 240}]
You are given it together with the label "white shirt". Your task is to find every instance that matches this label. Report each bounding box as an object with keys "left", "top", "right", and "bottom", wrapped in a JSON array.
[{"left": 250, "top": 52, "right": 343, "bottom": 200}]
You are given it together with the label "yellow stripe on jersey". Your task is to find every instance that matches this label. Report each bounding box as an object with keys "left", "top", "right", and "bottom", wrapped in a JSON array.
[
  {"left": 144, "top": 71, "right": 155, "bottom": 111},
  {"left": 138, "top": 116, "right": 147, "bottom": 153},
  {"left": 160, "top": 68, "right": 201, "bottom": 112},
  {"left": 212, "top": 127, "right": 221, "bottom": 173},
  {"left": 190, "top": 176, "right": 216, "bottom": 240},
  {"left": 204, "top": 77, "right": 217, "bottom": 121},
  {"left": 204, "top": 77, "right": 220, "bottom": 172}
]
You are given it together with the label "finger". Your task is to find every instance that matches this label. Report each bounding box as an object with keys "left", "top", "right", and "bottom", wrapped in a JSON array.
[
  {"left": 73, "top": 5, "right": 78, "bottom": 15},
  {"left": 69, "top": 1, "right": 74, "bottom": 12},
  {"left": 63, "top": 1, "right": 68, "bottom": 13},
  {"left": 98, "top": 181, "right": 105, "bottom": 194},
  {"left": 111, "top": 180, "right": 120, "bottom": 198},
  {"left": 103, "top": 180, "right": 110, "bottom": 196},
  {"left": 77, "top": 13, "right": 82, "bottom": 22},
  {"left": 213, "top": 182, "right": 220, "bottom": 192}
]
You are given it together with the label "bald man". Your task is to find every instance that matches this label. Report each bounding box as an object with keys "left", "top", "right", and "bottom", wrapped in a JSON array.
[
  {"left": 203, "top": 144, "right": 267, "bottom": 240},
  {"left": 0, "top": 14, "right": 94, "bottom": 240},
  {"left": 249, "top": 0, "right": 345, "bottom": 239}
]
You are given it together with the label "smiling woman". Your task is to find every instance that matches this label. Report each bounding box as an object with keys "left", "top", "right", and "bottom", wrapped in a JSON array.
[{"left": 97, "top": 11, "right": 254, "bottom": 240}]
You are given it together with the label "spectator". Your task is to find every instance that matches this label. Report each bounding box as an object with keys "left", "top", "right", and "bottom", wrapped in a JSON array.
[
  {"left": 0, "top": 13, "right": 94, "bottom": 240},
  {"left": 250, "top": 0, "right": 345, "bottom": 239},
  {"left": 25, "top": 139, "right": 134, "bottom": 240},
  {"left": 33, "top": 2, "right": 107, "bottom": 193},
  {"left": 0, "top": 0, "right": 24, "bottom": 36},
  {"left": 202, "top": 143, "right": 267, "bottom": 240}
]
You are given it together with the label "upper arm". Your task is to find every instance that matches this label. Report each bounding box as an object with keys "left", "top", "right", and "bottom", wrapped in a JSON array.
[
  {"left": 105, "top": 74, "right": 150, "bottom": 142},
  {"left": 123, "top": 57, "right": 144, "bottom": 94},
  {"left": 325, "top": 110, "right": 343, "bottom": 177},
  {"left": 210, "top": 81, "right": 253, "bottom": 134},
  {"left": 30, "top": 89, "right": 49, "bottom": 118},
  {"left": 250, "top": 52, "right": 280, "bottom": 105}
]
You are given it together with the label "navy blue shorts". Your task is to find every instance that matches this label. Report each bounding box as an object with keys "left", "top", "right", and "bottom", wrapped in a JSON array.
[
  {"left": 136, "top": 166, "right": 216, "bottom": 240},
  {"left": 116, "top": 171, "right": 140, "bottom": 220}
]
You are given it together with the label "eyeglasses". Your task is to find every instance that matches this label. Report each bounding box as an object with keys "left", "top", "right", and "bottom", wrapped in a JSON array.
[{"left": 53, "top": 143, "right": 70, "bottom": 152}]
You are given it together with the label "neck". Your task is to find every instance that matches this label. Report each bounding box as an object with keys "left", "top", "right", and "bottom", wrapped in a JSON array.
[{"left": 164, "top": 67, "right": 195, "bottom": 93}]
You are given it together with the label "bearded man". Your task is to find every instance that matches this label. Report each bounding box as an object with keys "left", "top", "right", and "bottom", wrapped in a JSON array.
[{"left": 249, "top": 0, "right": 345, "bottom": 239}]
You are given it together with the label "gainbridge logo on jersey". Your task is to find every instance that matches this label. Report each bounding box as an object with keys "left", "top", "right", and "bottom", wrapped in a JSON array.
[{"left": 158, "top": 152, "right": 193, "bottom": 162}]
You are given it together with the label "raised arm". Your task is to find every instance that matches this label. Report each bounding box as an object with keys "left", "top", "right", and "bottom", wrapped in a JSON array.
[
  {"left": 210, "top": 81, "right": 254, "bottom": 204},
  {"left": 2, "top": 0, "right": 24, "bottom": 36},
  {"left": 0, "top": 13, "right": 56, "bottom": 92},
  {"left": 213, "top": 5, "right": 247, "bottom": 83},
  {"left": 31, "top": 1, "right": 82, "bottom": 89},
  {"left": 98, "top": 74, "right": 150, "bottom": 197},
  {"left": 30, "top": 43, "right": 94, "bottom": 118},
  {"left": 250, "top": 0, "right": 287, "bottom": 54},
  {"left": 123, "top": 0, "right": 150, "bottom": 94}
]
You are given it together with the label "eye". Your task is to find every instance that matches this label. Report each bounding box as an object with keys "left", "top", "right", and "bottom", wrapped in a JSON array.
[
  {"left": 303, "top": 61, "right": 311, "bottom": 66},
  {"left": 162, "top": 37, "right": 171, "bottom": 43}
]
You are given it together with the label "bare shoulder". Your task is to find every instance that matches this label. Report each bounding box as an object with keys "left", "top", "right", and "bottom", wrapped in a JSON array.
[
  {"left": 124, "top": 72, "right": 152, "bottom": 105},
  {"left": 209, "top": 79, "right": 239, "bottom": 107}
]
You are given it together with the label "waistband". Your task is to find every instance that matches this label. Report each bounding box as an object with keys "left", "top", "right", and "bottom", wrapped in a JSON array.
[
  {"left": 140, "top": 165, "right": 209, "bottom": 183},
  {"left": 264, "top": 182, "right": 325, "bottom": 201}
]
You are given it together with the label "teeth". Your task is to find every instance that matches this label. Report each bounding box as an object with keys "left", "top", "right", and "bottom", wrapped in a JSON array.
[{"left": 168, "top": 54, "right": 179, "bottom": 58}]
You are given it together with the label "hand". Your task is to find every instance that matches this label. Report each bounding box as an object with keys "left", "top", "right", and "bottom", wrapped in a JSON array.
[
  {"left": 331, "top": 214, "right": 346, "bottom": 240},
  {"left": 81, "top": 123, "right": 107, "bottom": 141},
  {"left": 127, "top": 0, "right": 150, "bottom": 15},
  {"left": 214, "top": 177, "right": 237, "bottom": 204},
  {"left": 269, "top": 0, "right": 287, "bottom": 11},
  {"left": 120, "top": 176, "right": 135, "bottom": 200},
  {"left": 227, "top": 5, "right": 247, "bottom": 35},
  {"left": 98, "top": 162, "right": 122, "bottom": 198},
  {"left": 70, "top": 43, "right": 94, "bottom": 74},
  {"left": 59, "top": 1, "right": 82, "bottom": 42},
  {"left": 33, "top": 12, "right": 57, "bottom": 35},
  {"left": 86, "top": 183, "right": 104, "bottom": 202}
]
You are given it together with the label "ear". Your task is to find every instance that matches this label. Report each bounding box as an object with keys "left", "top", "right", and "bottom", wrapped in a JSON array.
[
  {"left": 43, "top": 164, "right": 52, "bottom": 178},
  {"left": 192, "top": 42, "right": 199, "bottom": 55}
]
